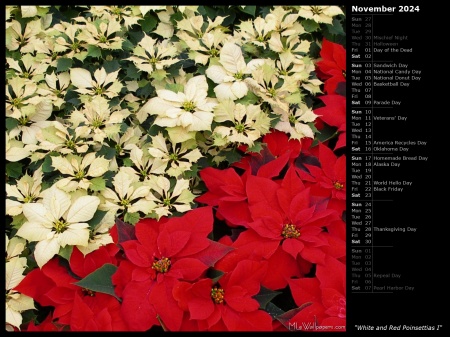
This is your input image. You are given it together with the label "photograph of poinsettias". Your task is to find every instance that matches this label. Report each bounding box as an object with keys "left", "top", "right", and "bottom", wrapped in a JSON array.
[{"left": 5, "top": 5, "right": 346, "bottom": 331}]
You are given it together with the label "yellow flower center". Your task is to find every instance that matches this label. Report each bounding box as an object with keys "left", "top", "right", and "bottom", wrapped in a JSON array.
[
  {"left": 81, "top": 288, "right": 96, "bottom": 297},
  {"left": 235, "top": 123, "right": 245, "bottom": 133},
  {"left": 75, "top": 170, "right": 85, "bottom": 180},
  {"left": 54, "top": 219, "right": 69, "bottom": 234},
  {"left": 333, "top": 181, "right": 344, "bottom": 190},
  {"left": 182, "top": 101, "right": 196, "bottom": 112},
  {"left": 211, "top": 287, "right": 225, "bottom": 304},
  {"left": 234, "top": 71, "right": 244, "bottom": 80},
  {"left": 310, "top": 6, "right": 323, "bottom": 15},
  {"left": 282, "top": 224, "right": 300, "bottom": 239},
  {"left": 152, "top": 257, "right": 171, "bottom": 273}
]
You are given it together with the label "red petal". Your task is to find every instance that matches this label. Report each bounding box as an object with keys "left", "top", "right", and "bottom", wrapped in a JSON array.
[
  {"left": 157, "top": 229, "right": 190, "bottom": 257},
  {"left": 282, "top": 238, "right": 305, "bottom": 259},
  {"left": 257, "top": 151, "right": 291, "bottom": 178},
  {"left": 288, "top": 277, "right": 321, "bottom": 305},
  {"left": 170, "top": 257, "right": 208, "bottom": 281},
  {"left": 225, "top": 285, "right": 259, "bottom": 312}
]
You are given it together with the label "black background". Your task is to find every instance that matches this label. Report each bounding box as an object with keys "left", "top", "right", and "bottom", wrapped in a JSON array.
[{"left": 346, "top": 1, "right": 445, "bottom": 335}]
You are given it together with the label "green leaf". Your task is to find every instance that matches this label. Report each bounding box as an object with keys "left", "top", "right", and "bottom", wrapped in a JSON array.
[
  {"left": 166, "top": 83, "right": 184, "bottom": 93},
  {"left": 6, "top": 118, "right": 19, "bottom": 131},
  {"left": 11, "top": 213, "right": 27, "bottom": 229},
  {"left": 124, "top": 212, "right": 140, "bottom": 225},
  {"left": 235, "top": 91, "right": 259, "bottom": 105},
  {"left": 302, "top": 19, "right": 320, "bottom": 32},
  {"left": 58, "top": 245, "right": 73, "bottom": 261},
  {"left": 327, "top": 17, "right": 346, "bottom": 36},
  {"left": 121, "top": 39, "right": 134, "bottom": 51},
  {"left": 206, "top": 268, "right": 225, "bottom": 284},
  {"left": 276, "top": 303, "right": 313, "bottom": 329},
  {"left": 103, "top": 60, "right": 120, "bottom": 73},
  {"left": 246, "top": 141, "right": 263, "bottom": 154},
  {"left": 240, "top": 5, "right": 256, "bottom": 17},
  {"left": 89, "top": 177, "right": 106, "bottom": 192},
  {"left": 151, "top": 69, "right": 167, "bottom": 81},
  {"left": 311, "top": 124, "right": 338, "bottom": 147},
  {"left": 42, "top": 154, "right": 57, "bottom": 172},
  {"left": 87, "top": 45, "right": 102, "bottom": 58},
  {"left": 265, "top": 302, "right": 285, "bottom": 319},
  {"left": 122, "top": 158, "right": 134, "bottom": 167},
  {"left": 139, "top": 14, "right": 158, "bottom": 33},
  {"left": 224, "top": 149, "right": 242, "bottom": 164},
  {"left": 74, "top": 263, "right": 120, "bottom": 301},
  {"left": 125, "top": 64, "right": 141, "bottom": 80},
  {"left": 56, "top": 57, "right": 73, "bottom": 73},
  {"left": 254, "top": 286, "right": 282, "bottom": 309},
  {"left": 6, "top": 162, "right": 24, "bottom": 179},
  {"left": 97, "top": 145, "right": 117, "bottom": 160},
  {"left": 88, "top": 209, "right": 108, "bottom": 230}
]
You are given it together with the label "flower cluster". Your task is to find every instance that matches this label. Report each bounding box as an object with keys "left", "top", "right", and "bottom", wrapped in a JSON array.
[{"left": 5, "top": 5, "right": 346, "bottom": 332}]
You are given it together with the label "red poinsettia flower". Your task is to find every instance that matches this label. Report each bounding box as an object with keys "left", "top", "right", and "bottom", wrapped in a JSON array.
[
  {"left": 173, "top": 260, "right": 273, "bottom": 331},
  {"left": 112, "top": 206, "right": 232, "bottom": 331},
  {"left": 14, "top": 244, "right": 126, "bottom": 331},
  {"left": 314, "top": 94, "right": 346, "bottom": 150},
  {"left": 283, "top": 256, "right": 346, "bottom": 331},
  {"left": 195, "top": 167, "right": 252, "bottom": 226},
  {"left": 316, "top": 38, "right": 346, "bottom": 95},
  {"left": 246, "top": 166, "right": 340, "bottom": 264},
  {"left": 302, "top": 143, "right": 346, "bottom": 215}
]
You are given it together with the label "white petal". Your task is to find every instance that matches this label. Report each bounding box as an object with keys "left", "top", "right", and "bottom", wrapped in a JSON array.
[
  {"left": 205, "top": 65, "right": 228, "bottom": 84},
  {"left": 157, "top": 89, "right": 184, "bottom": 103},
  {"left": 16, "top": 221, "right": 51, "bottom": 242},
  {"left": 187, "top": 111, "right": 214, "bottom": 131},
  {"left": 66, "top": 196, "right": 100, "bottom": 223},
  {"left": 58, "top": 223, "right": 90, "bottom": 247},
  {"left": 22, "top": 203, "right": 51, "bottom": 225},
  {"left": 214, "top": 83, "right": 237, "bottom": 101},
  {"left": 86, "top": 157, "right": 110, "bottom": 177},
  {"left": 6, "top": 256, "right": 27, "bottom": 290},
  {"left": 220, "top": 43, "right": 246, "bottom": 74},
  {"left": 34, "top": 238, "right": 60, "bottom": 268},
  {"left": 52, "top": 156, "right": 75, "bottom": 175},
  {"left": 230, "top": 81, "right": 248, "bottom": 99},
  {"left": 185, "top": 75, "right": 207, "bottom": 102},
  {"left": 70, "top": 68, "right": 94, "bottom": 89},
  {"left": 43, "top": 186, "right": 71, "bottom": 221}
]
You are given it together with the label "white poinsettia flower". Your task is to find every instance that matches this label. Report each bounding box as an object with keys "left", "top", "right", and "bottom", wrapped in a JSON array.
[
  {"left": 52, "top": 152, "right": 110, "bottom": 192},
  {"left": 70, "top": 96, "right": 130, "bottom": 144},
  {"left": 99, "top": 167, "right": 156, "bottom": 217},
  {"left": 34, "top": 120, "right": 92, "bottom": 155},
  {"left": 274, "top": 103, "right": 318, "bottom": 140},
  {"left": 6, "top": 249, "right": 35, "bottom": 330},
  {"left": 6, "top": 53, "right": 49, "bottom": 83},
  {"left": 37, "top": 72, "right": 71, "bottom": 109},
  {"left": 76, "top": 18, "right": 123, "bottom": 49},
  {"left": 237, "top": 16, "right": 276, "bottom": 48},
  {"left": 127, "top": 146, "right": 167, "bottom": 180},
  {"left": 110, "top": 125, "right": 144, "bottom": 157},
  {"left": 88, "top": 6, "right": 140, "bottom": 29},
  {"left": 16, "top": 185, "right": 101, "bottom": 268},
  {"left": 70, "top": 67, "right": 123, "bottom": 100},
  {"left": 76, "top": 210, "right": 115, "bottom": 256},
  {"left": 6, "top": 77, "right": 54, "bottom": 145},
  {"left": 205, "top": 42, "right": 265, "bottom": 101},
  {"left": 264, "top": 7, "right": 305, "bottom": 37},
  {"left": 297, "top": 6, "right": 344, "bottom": 24},
  {"left": 6, "top": 19, "right": 43, "bottom": 52},
  {"left": 51, "top": 21, "right": 87, "bottom": 60},
  {"left": 268, "top": 31, "right": 310, "bottom": 57},
  {"left": 212, "top": 100, "right": 272, "bottom": 146},
  {"left": 126, "top": 33, "right": 179, "bottom": 75},
  {"left": 147, "top": 133, "right": 203, "bottom": 177},
  {"left": 6, "top": 167, "right": 44, "bottom": 216},
  {"left": 139, "top": 74, "right": 217, "bottom": 140},
  {"left": 5, "top": 133, "right": 32, "bottom": 162},
  {"left": 145, "top": 176, "right": 195, "bottom": 219},
  {"left": 152, "top": 6, "right": 175, "bottom": 38}
]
